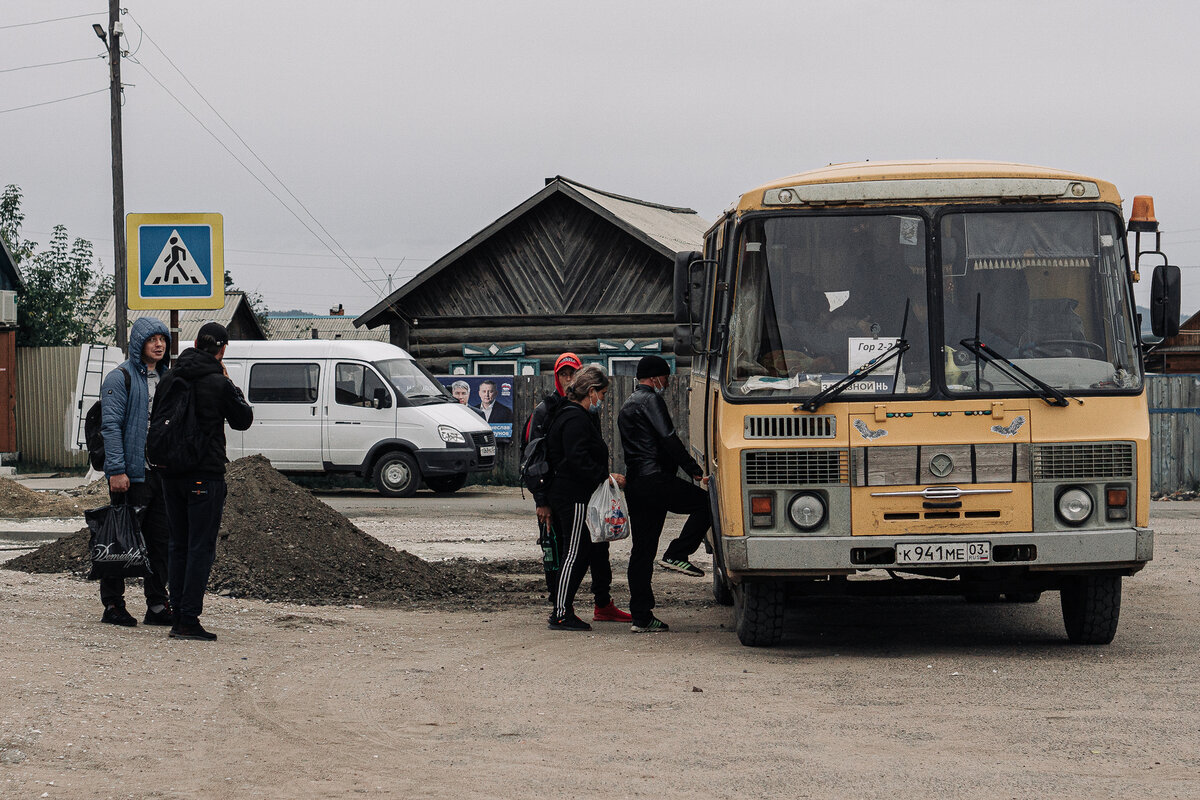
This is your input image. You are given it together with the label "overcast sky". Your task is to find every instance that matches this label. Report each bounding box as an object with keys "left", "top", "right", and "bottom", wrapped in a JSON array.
[{"left": 4, "top": 0, "right": 1199, "bottom": 317}]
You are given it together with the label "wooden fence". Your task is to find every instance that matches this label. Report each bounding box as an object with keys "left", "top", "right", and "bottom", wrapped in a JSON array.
[
  {"left": 15, "top": 346, "right": 88, "bottom": 470},
  {"left": 493, "top": 374, "right": 692, "bottom": 481},
  {"left": 1147, "top": 374, "right": 1200, "bottom": 493}
]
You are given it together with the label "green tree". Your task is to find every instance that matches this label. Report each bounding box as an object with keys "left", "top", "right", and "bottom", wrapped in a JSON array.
[{"left": 0, "top": 184, "right": 114, "bottom": 346}]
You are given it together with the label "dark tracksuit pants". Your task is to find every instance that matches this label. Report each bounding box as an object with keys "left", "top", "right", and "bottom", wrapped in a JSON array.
[
  {"left": 550, "top": 499, "right": 613, "bottom": 620},
  {"left": 100, "top": 470, "right": 169, "bottom": 609},
  {"left": 540, "top": 518, "right": 611, "bottom": 610},
  {"left": 162, "top": 477, "right": 228, "bottom": 627},
  {"left": 625, "top": 474, "right": 711, "bottom": 622}
]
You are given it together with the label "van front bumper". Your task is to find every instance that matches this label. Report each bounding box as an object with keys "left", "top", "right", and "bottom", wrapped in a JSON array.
[
  {"left": 416, "top": 444, "right": 493, "bottom": 476},
  {"left": 722, "top": 527, "right": 1153, "bottom": 577}
]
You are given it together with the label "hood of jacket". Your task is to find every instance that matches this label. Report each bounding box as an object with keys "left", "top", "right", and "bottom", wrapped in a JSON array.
[
  {"left": 128, "top": 316, "right": 171, "bottom": 375},
  {"left": 170, "top": 346, "right": 224, "bottom": 381}
]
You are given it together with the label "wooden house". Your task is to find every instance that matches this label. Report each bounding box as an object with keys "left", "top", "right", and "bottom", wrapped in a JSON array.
[
  {"left": 353, "top": 176, "right": 709, "bottom": 375},
  {"left": 97, "top": 291, "right": 267, "bottom": 350},
  {"left": 1146, "top": 308, "right": 1200, "bottom": 373}
]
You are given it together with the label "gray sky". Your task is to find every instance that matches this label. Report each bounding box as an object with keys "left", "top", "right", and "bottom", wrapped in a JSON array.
[{"left": 4, "top": 0, "right": 1200, "bottom": 316}]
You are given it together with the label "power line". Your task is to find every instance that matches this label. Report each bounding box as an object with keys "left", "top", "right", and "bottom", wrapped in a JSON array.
[
  {"left": 125, "top": 12, "right": 383, "bottom": 295},
  {"left": 0, "top": 55, "right": 102, "bottom": 74},
  {"left": 0, "top": 12, "right": 104, "bottom": 30},
  {"left": 129, "top": 56, "right": 382, "bottom": 295},
  {"left": 0, "top": 87, "right": 107, "bottom": 115}
]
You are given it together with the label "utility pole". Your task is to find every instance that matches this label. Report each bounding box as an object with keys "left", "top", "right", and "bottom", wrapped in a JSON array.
[{"left": 105, "top": 0, "right": 128, "bottom": 352}]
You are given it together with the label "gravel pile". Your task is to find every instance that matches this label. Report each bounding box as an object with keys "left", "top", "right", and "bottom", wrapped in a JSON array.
[
  {"left": 5, "top": 455, "right": 504, "bottom": 606},
  {"left": 0, "top": 477, "right": 91, "bottom": 518}
]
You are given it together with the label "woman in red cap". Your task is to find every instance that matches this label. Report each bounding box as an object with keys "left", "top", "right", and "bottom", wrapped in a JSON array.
[{"left": 524, "top": 353, "right": 631, "bottom": 626}]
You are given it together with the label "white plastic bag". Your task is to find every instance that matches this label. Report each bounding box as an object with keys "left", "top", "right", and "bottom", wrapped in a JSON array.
[{"left": 586, "top": 476, "right": 631, "bottom": 543}]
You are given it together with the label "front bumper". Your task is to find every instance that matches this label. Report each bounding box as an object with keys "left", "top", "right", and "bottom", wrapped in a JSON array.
[
  {"left": 722, "top": 527, "right": 1153, "bottom": 577},
  {"left": 416, "top": 433, "right": 495, "bottom": 477}
]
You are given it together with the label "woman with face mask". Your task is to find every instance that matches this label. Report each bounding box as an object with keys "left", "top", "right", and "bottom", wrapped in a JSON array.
[{"left": 544, "top": 365, "right": 627, "bottom": 630}]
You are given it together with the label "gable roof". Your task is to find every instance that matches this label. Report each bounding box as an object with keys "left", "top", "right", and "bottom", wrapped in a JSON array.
[
  {"left": 0, "top": 236, "right": 21, "bottom": 290},
  {"left": 267, "top": 315, "right": 389, "bottom": 341},
  {"left": 355, "top": 176, "right": 708, "bottom": 328}
]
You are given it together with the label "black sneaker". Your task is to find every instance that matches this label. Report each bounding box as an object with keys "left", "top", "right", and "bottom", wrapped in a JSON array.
[
  {"left": 101, "top": 604, "right": 137, "bottom": 627},
  {"left": 547, "top": 614, "right": 592, "bottom": 631},
  {"left": 143, "top": 606, "right": 174, "bottom": 626},
  {"left": 631, "top": 617, "right": 670, "bottom": 633},
  {"left": 658, "top": 558, "right": 705, "bottom": 577},
  {"left": 169, "top": 623, "right": 217, "bottom": 641}
]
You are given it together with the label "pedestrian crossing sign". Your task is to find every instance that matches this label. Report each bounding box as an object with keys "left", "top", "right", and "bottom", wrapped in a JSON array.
[{"left": 126, "top": 212, "right": 224, "bottom": 309}]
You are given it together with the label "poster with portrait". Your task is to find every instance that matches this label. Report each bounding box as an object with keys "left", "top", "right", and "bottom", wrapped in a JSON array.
[{"left": 436, "top": 376, "right": 516, "bottom": 440}]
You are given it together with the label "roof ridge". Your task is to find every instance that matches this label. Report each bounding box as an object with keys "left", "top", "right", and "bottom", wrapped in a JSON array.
[{"left": 550, "top": 175, "right": 697, "bottom": 215}]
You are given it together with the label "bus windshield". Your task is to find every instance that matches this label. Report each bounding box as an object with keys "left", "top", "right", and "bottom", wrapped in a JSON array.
[
  {"left": 941, "top": 209, "right": 1140, "bottom": 394},
  {"left": 373, "top": 358, "right": 453, "bottom": 403},
  {"left": 728, "top": 214, "right": 932, "bottom": 397},
  {"left": 726, "top": 209, "right": 1141, "bottom": 398}
]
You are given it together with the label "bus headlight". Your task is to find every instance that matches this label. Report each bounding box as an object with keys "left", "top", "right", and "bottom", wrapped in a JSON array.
[
  {"left": 1056, "top": 487, "right": 1093, "bottom": 526},
  {"left": 438, "top": 425, "right": 466, "bottom": 444},
  {"left": 788, "top": 493, "right": 826, "bottom": 531}
]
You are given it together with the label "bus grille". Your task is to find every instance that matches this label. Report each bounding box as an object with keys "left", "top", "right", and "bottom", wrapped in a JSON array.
[
  {"left": 744, "top": 415, "right": 836, "bottom": 439},
  {"left": 1031, "top": 442, "right": 1134, "bottom": 480},
  {"left": 744, "top": 449, "right": 849, "bottom": 485}
]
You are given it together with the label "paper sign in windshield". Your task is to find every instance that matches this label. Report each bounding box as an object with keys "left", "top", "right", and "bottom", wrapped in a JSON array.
[{"left": 848, "top": 337, "right": 901, "bottom": 372}]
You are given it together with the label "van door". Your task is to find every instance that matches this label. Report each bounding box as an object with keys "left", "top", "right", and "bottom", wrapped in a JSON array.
[
  {"left": 222, "top": 360, "right": 247, "bottom": 459},
  {"left": 242, "top": 361, "right": 324, "bottom": 470},
  {"left": 324, "top": 361, "right": 396, "bottom": 467}
]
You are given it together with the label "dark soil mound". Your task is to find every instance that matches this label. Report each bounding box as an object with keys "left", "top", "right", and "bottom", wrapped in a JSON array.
[{"left": 6, "top": 455, "right": 508, "bottom": 607}]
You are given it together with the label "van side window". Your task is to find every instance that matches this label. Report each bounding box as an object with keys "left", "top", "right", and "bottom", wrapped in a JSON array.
[
  {"left": 249, "top": 363, "right": 320, "bottom": 403},
  {"left": 335, "top": 363, "right": 387, "bottom": 407}
]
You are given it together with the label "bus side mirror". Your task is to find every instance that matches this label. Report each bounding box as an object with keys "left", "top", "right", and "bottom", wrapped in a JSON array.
[
  {"left": 673, "top": 250, "right": 704, "bottom": 325},
  {"left": 1150, "top": 264, "right": 1181, "bottom": 338},
  {"left": 373, "top": 387, "right": 392, "bottom": 409},
  {"left": 673, "top": 325, "right": 696, "bottom": 357}
]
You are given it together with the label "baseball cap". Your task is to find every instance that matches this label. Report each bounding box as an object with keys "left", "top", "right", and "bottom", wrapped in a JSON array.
[{"left": 554, "top": 352, "right": 583, "bottom": 374}]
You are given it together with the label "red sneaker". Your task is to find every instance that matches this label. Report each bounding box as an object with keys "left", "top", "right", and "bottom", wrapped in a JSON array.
[{"left": 593, "top": 601, "right": 633, "bottom": 622}]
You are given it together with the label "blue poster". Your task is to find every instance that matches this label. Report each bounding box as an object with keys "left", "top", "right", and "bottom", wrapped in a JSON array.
[{"left": 437, "top": 376, "right": 515, "bottom": 440}]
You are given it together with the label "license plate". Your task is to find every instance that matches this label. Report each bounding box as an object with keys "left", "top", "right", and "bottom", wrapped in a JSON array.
[
  {"left": 480, "top": 445, "right": 496, "bottom": 457},
  {"left": 895, "top": 541, "right": 990, "bottom": 565}
]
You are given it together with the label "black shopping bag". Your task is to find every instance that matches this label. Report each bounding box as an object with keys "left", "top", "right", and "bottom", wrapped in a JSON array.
[{"left": 85, "top": 500, "right": 152, "bottom": 581}]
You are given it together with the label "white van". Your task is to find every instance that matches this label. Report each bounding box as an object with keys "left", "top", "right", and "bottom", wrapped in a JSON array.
[{"left": 221, "top": 340, "right": 496, "bottom": 496}]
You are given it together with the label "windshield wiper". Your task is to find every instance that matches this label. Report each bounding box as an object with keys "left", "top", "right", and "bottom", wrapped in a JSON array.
[
  {"left": 959, "top": 293, "right": 1070, "bottom": 407},
  {"left": 800, "top": 299, "right": 910, "bottom": 412}
]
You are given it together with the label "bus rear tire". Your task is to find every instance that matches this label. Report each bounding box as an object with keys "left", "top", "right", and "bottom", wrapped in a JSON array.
[
  {"left": 734, "top": 580, "right": 785, "bottom": 647},
  {"left": 1060, "top": 575, "right": 1121, "bottom": 645}
]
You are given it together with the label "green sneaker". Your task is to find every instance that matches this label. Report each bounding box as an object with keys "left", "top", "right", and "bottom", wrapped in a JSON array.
[
  {"left": 658, "top": 558, "right": 704, "bottom": 577},
  {"left": 631, "top": 617, "right": 670, "bottom": 633}
]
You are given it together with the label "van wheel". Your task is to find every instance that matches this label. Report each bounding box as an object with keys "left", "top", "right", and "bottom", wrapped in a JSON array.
[
  {"left": 373, "top": 451, "right": 420, "bottom": 497},
  {"left": 1060, "top": 575, "right": 1121, "bottom": 645},
  {"left": 425, "top": 473, "right": 468, "bottom": 493},
  {"left": 733, "top": 580, "right": 785, "bottom": 647}
]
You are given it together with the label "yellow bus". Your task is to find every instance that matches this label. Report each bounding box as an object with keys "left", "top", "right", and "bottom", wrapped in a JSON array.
[{"left": 674, "top": 160, "right": 1181, "bottom": 647}]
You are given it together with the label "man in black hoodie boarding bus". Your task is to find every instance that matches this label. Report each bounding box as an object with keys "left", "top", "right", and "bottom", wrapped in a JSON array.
[{"left": 151, "top": 322, "right": 253, "bottom": 641}]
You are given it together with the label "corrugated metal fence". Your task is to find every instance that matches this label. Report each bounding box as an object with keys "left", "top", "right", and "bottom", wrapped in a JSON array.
[
  {"left": 16, "top": 346, "right": 88, "bottom": 470},
  {"left": 1148, "top": 373, "right": 1200, "bottom": 492}
]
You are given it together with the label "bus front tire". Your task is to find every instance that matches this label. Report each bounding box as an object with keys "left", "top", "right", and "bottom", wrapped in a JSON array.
[
  {"left": 734, "top": 580, "right": 785, "bottom": 647},
  {"left": 712, "top": 564, "right": 734, "bottom": 607},
  {"left": 373, "top": 451, "right": 420, "bottom": 497},
  {"left": 425, "top": 473, "right": 468, "bottom": 493},
  {"left": 1060, "top": 575, "right": 1121, "bottom": 645}
]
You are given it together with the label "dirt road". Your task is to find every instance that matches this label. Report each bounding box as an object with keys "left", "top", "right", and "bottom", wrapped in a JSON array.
[{"left": 2, "top": 492, "right": 1198, "bottom": 799}]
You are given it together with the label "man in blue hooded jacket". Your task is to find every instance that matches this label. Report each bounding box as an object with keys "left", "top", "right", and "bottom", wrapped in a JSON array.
[{"left": 98, "top": 316, "right": 173, "bottom": 627}]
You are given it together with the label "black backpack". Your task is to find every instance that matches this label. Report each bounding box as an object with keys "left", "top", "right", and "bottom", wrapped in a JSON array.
[
  {"left": 145, "top": 376, "right": 208, "bottom": 471},
  {"left": 519, "top": 400, "right": 559, "bottom": 497},
  {"left": 83, "top": 366, "right": 130, "bottom": 471}
]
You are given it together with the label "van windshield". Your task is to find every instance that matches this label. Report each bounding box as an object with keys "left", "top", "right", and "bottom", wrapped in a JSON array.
[{"left": 373, "top": 359, "right": 452, "bottom": 402}]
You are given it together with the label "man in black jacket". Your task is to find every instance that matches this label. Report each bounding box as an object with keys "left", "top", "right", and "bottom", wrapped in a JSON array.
[
  {"left": 154, "top": 322, "right": 254, "bottom": 641},
  {"left": 618, "top": 355, "right": 710, "bottom": 632}
]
